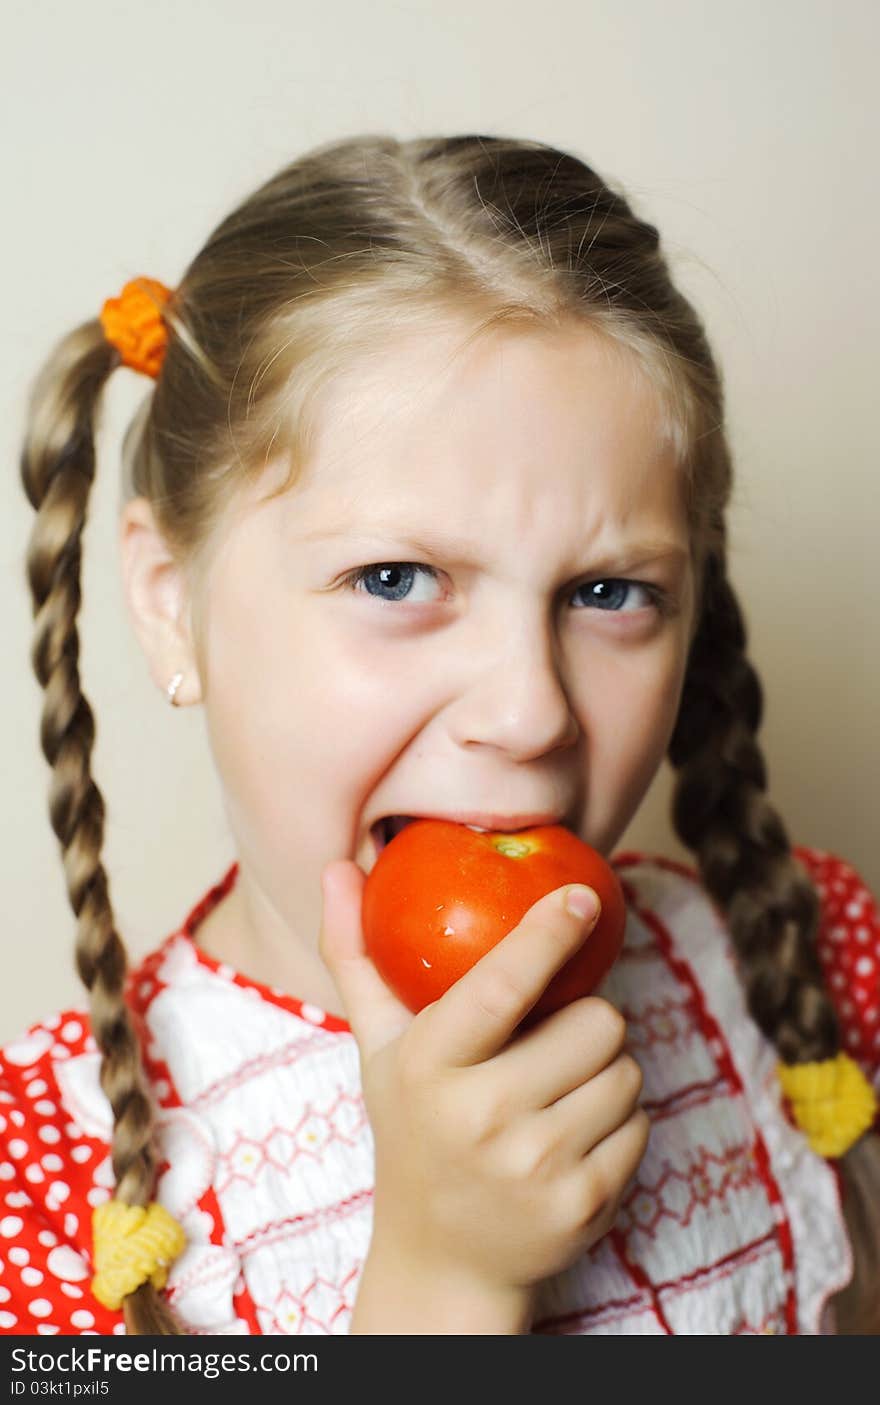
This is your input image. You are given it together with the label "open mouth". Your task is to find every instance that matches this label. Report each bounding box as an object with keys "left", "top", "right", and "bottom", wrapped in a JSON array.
[
  {"left": 370, "top": 816, "right": 419, "bottom": 858},
  {"left": 369, "top": 814, "right": 564, "bottom": 860}
]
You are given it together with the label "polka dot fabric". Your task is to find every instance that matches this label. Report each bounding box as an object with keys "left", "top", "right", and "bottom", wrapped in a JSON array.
[
  {"left": 794, "top": 846, "right": 880, "bottom": 1120},
  {"left": 0, "top": 1018, "right": 124, "bottom": 1335}
]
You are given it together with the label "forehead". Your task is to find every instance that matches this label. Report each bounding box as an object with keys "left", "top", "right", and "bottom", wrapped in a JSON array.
[{"left": 267, "top": 320, "right": 688, "bottom": 551}]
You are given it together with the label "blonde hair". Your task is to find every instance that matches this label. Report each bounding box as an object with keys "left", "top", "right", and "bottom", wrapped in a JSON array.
[{"left": 19, "top": 133, "right": 878, "bottom": 1334}]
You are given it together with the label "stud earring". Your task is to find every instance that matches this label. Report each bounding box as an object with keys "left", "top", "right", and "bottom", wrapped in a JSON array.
[{"left": 166, "top": 671, "right": 184, "bottom": 707}]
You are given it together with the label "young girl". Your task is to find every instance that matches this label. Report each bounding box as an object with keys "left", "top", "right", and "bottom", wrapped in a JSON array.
[{"left": 6, "top": 133, "right": 878, "bottom": 1337}]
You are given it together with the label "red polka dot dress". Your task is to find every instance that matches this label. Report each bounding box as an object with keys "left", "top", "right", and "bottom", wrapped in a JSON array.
[{"left": 0, "top": 847, "right": 875, "bottom": 1335}]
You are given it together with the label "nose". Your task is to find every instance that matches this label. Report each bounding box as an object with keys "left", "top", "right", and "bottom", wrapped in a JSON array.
[{"left": 446, "top": 606, "right": 580, "bottom": 761}]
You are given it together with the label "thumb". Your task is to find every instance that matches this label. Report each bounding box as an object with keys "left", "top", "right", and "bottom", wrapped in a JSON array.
[{"left": 318, "top": 859, "right": 414, "bottom": 1059}]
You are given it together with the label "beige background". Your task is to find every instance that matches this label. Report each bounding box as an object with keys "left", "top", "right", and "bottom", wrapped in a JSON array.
[{"left": 3, "top": 0, "right": 877, "bottom": 1042}]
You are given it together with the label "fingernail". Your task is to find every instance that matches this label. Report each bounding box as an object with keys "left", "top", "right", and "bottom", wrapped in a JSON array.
[{"left": 565, "top": 885, "right": 600, "bottom": 922}]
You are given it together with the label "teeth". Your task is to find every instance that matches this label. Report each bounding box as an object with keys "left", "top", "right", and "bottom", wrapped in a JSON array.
[{"left": 374, "top": 817, "right": 497, "bottom": 851}]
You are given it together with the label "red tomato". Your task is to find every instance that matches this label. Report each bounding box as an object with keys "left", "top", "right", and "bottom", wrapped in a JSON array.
[{"left": 362, "top": 819, "right": 626, "bottom": 1026}]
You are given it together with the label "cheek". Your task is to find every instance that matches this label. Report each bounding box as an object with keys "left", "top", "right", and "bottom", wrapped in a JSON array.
[
  {"left": 580, "top": 634, "right": 687, "bottom": 730},
  {"left": 579, "top": 643, "right": 688, "bottom": 795},
  {"left": 298, "top": 618, "right": 429, "bottom": 732},
  {"left": 208, "top": 607, "right": 431, "bottom": 809}
]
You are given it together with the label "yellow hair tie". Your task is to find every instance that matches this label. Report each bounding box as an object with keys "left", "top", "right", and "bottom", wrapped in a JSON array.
[
  {"left": 91, "top": 1199, "right": 187, "bottom": 1312},
  {"left": 777, "top": 1052, "right": 878, "bottom": 1159}
]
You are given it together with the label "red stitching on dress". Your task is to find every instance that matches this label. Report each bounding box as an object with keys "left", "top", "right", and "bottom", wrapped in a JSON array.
[
  {"left": 189, "top": 1036, "right": 335, "bottom": 1112},
  {"left": 215, "top": 1095, "right": 367, "bottom": 1195},
  {"left": 166, "top": 1251, "right": 237, "bottom": 1300},
  {"left": 655, "top": 1229, "right": 777, "bottom": 1295},
  {"left": 608, "top": 1224, "right": 673, "bottom": 1335},
  {"left": 622, "top": 1139, "right": 759, "bottom": 1236},
  {"left": 233, "top": 1188, "right": 373, "bottom": 1257},
  {"left": 258, "top": 1263, "right": 360, "bottom": 1335},
  {"left": 624, "top": 881, "right": 799, "bottom": 1335},
  {"left": 640, "top": 1076, "right": 729, "bottom": 1117}
]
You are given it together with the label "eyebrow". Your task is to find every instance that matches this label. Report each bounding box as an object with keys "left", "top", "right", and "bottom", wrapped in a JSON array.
[{"left": 300, "top": 525, "right": 690, "bottom": 574}]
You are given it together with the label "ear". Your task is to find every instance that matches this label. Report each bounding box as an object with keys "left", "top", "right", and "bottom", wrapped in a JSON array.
[{"left": 118, "top": 496, "right": 203, "bottom": 707}]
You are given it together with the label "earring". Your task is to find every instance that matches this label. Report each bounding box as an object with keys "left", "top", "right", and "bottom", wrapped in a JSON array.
[{"left": 166, "top": 671, "right": 184, "bottom": 707}]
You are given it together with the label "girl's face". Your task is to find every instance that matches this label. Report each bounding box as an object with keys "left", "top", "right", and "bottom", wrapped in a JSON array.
[{"left": 172, "top": 321, "right": 695, "bottom": 1001}]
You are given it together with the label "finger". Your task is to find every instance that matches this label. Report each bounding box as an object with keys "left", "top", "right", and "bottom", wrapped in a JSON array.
[
  {"left": 576, "top": 1107, "right": 652, "bottom": 1216},
  {"left": 318, "top": 859, "right": 414, "bottom": 1059},
  {"left": 578, "top": 1189, "right": 622, "bottom": 1248},
  {"left": 545, "top": 1052, "right": 645, "bottom": 1161},
  {"left": 493, "top": 996, "right": 628, "bottom": 1109},
  {"left": 421, "top": 884, "right": 601, "bottom": 1068}
]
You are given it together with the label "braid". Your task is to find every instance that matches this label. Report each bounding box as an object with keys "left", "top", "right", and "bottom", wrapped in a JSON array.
[
  {"left": 669, "top": 550, "right": 837, "bottom": 1061},
  {"left": 19, "top": 324, "right": 185, "bottom": 1336},
  {"left": 669, "top": 548, "right": 880, "bottom": 1332}
]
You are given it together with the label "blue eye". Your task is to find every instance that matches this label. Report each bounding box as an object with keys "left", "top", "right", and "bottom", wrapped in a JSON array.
[
  {"left": 572, "top": 579, "right": 662, "bottom": 612},
  {"left": 344, "top": 563, "right": 440, "bottom": 605},
  {"left": 341, "top": 562, "right": 671, "bottom": 615}
]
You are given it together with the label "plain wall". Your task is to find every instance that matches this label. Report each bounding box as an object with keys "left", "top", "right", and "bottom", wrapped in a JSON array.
[{"left": 3, "top": 0, "right": 878, "bottom": 1041}]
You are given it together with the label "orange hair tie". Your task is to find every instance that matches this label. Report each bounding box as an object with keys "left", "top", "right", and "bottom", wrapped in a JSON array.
[{"left": 99, "top": 277, "right": 172, "bottom": 379}]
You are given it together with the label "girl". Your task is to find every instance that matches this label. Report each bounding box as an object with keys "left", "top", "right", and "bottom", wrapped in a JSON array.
[{"left": 6, "top": 133, "right": 878, "bottom": 1337}]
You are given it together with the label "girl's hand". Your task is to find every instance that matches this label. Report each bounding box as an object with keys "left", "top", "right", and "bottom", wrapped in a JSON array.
[{"left": 319, "top": 859, "right": 649, "bottom": 1296}]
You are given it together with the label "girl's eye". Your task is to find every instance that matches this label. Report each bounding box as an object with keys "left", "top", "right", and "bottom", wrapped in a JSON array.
[
  {"left": 340, "top": 562, "right": 672, "bottom": 615},
  {"left": 571, "top": 578, "right": 669, "bottom": 613},
  {"left": 343, "top": 562, "right": 446, "bottom": 605}
]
